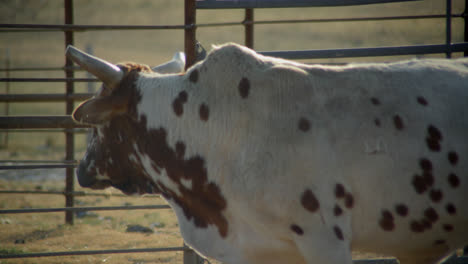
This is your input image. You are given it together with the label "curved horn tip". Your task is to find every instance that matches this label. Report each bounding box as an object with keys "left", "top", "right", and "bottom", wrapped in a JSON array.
[{"left": 65, "top": 45, "right": 79, "bottom": 58}]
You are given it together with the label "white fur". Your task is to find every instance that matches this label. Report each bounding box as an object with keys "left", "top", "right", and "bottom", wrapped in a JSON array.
[{"left": 123, "top": 44, "right": 468, "bottom": 264}]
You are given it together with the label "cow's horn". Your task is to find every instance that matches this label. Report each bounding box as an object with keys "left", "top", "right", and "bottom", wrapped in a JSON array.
[{"left": 66, "top": 45, "right": 123, "bottom": 89}]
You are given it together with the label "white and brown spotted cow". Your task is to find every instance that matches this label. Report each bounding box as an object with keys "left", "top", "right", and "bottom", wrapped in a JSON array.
[{"left": 67, "top": 43, "right": 468, "bottom": 264}]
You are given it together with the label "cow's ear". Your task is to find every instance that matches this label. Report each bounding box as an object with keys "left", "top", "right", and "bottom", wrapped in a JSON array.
[{"left": 72, "top": 96, "right": 127, "bottom": 125}]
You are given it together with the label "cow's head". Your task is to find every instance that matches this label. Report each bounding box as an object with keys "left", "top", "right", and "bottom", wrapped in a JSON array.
[{"left": 67, "top": 46, "right": 185, "bottom": 195}]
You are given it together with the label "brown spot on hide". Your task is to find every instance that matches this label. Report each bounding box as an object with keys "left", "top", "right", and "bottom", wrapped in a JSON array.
[
  {"left": 301, "top": 189, "right": 320, "bottom": 213},
  {"left": 189, "top": 69, "right": 199, "bottom": 83},
  {"left": 412, "top": 174, "right": 428, "bottom": 194},
  {"left": 426, "top": 138, "right": 441, "bottom": 152},
  {"left": 395, "top": 204, "right": 409, "bottom": 217},
  {"left": 423, "top": 172, "right": 434, "bottom": 187},
  {"left": 199, "top": 103, "right": 209, "bottom": 121},
  {"left": 410, "top": 220, "right": 424, "bottom": 233},
  {"left": 335, "top": 184, "right": 345, "bottom": 198},
  {"left": 334, "top": 205, "right": 343, "bottom": 216},
  {"left": 379, "top": 210, "right": 395, "bottom": 231},
  {"left": 448, "top": 173, "right": 460, "bottom": 188},
  {"left": 175, "top": 141, "right": 186, "bottom": 159},
  {"left": 421, "top": 219, "right": 432, "bottom": 230},
  {"left": 374, "top": 118, "right": 381, "bottom": 127},
  {"left": 428, "top": 125, "right": 442, "bottom": 141},
  {"left": 238, "top": 77, "right": 250, "bottom": 99},
  {"left": 424, "top": 207, "right": 439, "bottom": 222},
  {"left": 344, "top": 193, "right": 354, "bottom": 209},
  {"left": 443, "top": 224, "right": 454, "bottom": 232},
  {"left": 419, "top": 158, "right": 433, "bottom": 172},
  {"left": 429, "top": 189, "right": 443, "bottom": 203},
  {"left": 446, "top": 203, "right": 456, "bottom": 215},
  {"left": 434, "top": 239, "right": 446, "bottom": 245},
  {"left": 291, "top": 224, "right": 304, "bottom": 235},
  {"left": 417, "top": 96, "right": 428, "bottom": 106},
  {"left": 426, "top": 125, "right": 442, "bottom": 152},
  {"left": 370, "top": 97, "right": 381, "bottom": 105},
  {"left": 448, "top": 151, "right": 458, "bottom": 166},
  {"left": 172, "top": 91, "right": 188, "bottom": 117},
  {"left": 333, "top": 226, "right": 344, "bottom": 240},
  {"left": 298, "top": 117, "right": 310, "bottom": 132},
  {"left": 393, "top": 115, "right": 404, "bottom": 130}
]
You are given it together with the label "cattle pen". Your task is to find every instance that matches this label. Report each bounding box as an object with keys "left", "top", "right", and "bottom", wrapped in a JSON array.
[{"left": 1, "top": 0, "right": 468, "bottom": 263}]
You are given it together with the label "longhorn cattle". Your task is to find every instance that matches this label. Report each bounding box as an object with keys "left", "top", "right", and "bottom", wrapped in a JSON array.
[{"left": 67, "top": 43, "right": 468, "bottom": 264}]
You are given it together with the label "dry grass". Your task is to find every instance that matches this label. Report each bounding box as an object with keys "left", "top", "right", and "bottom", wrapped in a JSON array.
[
  {"left": 0, "top": 0, "right": 466, "bottom": 263},
  {"left": 0, "top": 179, "right": 190, "bottom": 264}
]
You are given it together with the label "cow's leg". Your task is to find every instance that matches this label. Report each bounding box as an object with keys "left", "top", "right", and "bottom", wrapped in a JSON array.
[{"left": 293, "top": 229, "right": 352, "bottom": 264}]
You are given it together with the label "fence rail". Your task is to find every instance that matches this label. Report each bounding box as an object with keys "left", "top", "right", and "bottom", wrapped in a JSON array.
[
  {"left": 1, "top": 0, "right": 467, "bottom": 263},
  {"left": 259, "top": 43, "right": 468, "bottom": 59},
  {"left": 0, "top": 116, "right": 88, "bottom": 129},
  {"left": 0, "top": 205, "right": 171, "bottom": 214},
  {"left": 0, "top": 247, "right": 188, "bottom": 259}
]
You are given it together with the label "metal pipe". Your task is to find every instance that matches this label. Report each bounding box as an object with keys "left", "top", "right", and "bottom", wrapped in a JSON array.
[
  {"left": 0, "top": 164, "right": 76, "bottom": 170},
  {"left": 0, "top": 78, "right": 97, "bottom": 82},
  {"left": 0, "top": 205, "right": 171, "bottom": 214},
  {"left": 0, "top": 23, "right": 187, "bottom": 31},
  {"left": 244, "top": 9, "right": 254, "bottom": 49},
  {"left": 0, "top": 93, "right": 92, "bottom": 102},
  {"left": 196, "top": 0, "right": 419, "bottom": 9},
  {"left": 0, "top": 247, "right": 186, "bottom": 259},
  {"left": 185, "top": 0, "right": 197, "bottom": 69},
  {"left": 464, "top": 0, "right": 468, "bottom": 57},
  {"left": 446, "top": 0, "right": 452, "bottom": 58},
  {"left": 3, "top": 49, "right": 10, "bottom": 148},
  {"left": 1, "top": 14, "right": 458, "bottom": 33},
  {"left": 259, "top": 43, "right": 468, "bottom": 60},
  {"left": 64, "top": 0, "right": 75, "bottom": 225},
  {"left": 0, "top": 190, "right": 161, "bottom": 198},
  {"left": 0, "top": 116, "right": 90, "bottom": 129}
]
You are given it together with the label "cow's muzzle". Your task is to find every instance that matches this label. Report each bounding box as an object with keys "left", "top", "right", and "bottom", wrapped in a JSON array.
[{"left": 76, "top": 161, "right": 111, "bottom": 189}]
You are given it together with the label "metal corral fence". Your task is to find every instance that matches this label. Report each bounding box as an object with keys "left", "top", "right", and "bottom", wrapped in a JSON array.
[{"left": 1, "top": 0, "right": 468, "bottom": 263}]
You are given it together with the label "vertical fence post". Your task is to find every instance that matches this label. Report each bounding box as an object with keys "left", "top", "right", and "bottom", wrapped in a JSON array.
[
  {"left": 185, "top": 0, "right": 197, "bottom": 70},
  {"left": 464, "top": 0, "right": 468, "bottom": 57},
  {"left": 446, "top": 0, "right": 452, "bottom": 58},
  {"left": 85, "top": 44, "right": 94, "bottom": 145},
  {"left": 244, "top": 8, "right": 254, "bottom": 49},
  {"left": 183, "top": 3, "right": 205, "bottom": 262},
  {"left": 64, "top": 0, "right": 75, "bottom": 225},
  {"left": 2, "top": 49, "right": 10, "bottom": 148}
]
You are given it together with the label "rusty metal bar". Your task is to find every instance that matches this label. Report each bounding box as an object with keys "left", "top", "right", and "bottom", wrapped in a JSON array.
[
  {"left": 0, "top": 247, "right": 187, "bottom": 259},
  {"left": 0, "top": 78, "right": 97, "bottom": 82},
  {"left": 259, "top": 43, "right": 468, "bottom": 60},
  {"left": 2, "top": 49, "right": 10, "bottom": 148},
  {"left": 64, "top": 0, "right": 75, "bottom": 225},
  {"left": 244, "top": 9, "right": 254, "bottom": 49},
  {"left": 446, "top": 0, "right": 452, "bottom": 58},
  {"left": 0, "top": 189, "right": 161, "bottom": 198},
  {"left": 465, "top": 0, "right": 468, "bottom": 57},
  {"left": 195, "top": 0, "right": 418, "bottom": 8},
  {"left": 0, "top": 93, "right": 92, "bottom": 102},
  {"left": 185, "top": 0, "right": 197, "bottom": 69},
  {"left": 0, "top": 205, "right": 171, "bottom": 214},
  {"left": 0, "top": 23, "right": 187, "bottom": 32},
  {"left": 0, "top": 164, "right": 76, "bottom": 169},
  {"left": 0, "top": 116, "right": 88, "bottom": 129}
]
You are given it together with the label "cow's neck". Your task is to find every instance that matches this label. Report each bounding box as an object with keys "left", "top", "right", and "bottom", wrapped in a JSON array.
[{"left": 130, "top": 73, "right": 229, "bottom": 238}]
